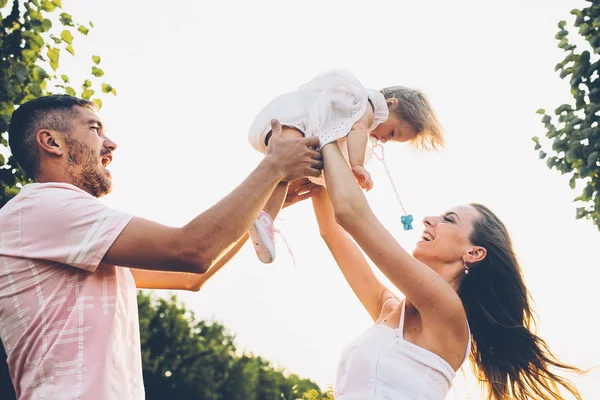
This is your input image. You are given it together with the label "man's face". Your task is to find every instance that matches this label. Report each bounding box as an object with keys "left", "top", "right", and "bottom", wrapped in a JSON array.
[{"left": 64, "top": 106, "right": 117, "bottom": 197}]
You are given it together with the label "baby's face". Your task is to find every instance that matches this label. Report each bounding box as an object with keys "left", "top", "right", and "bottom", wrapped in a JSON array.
[{"left": 370, "top": 115, "right": 417, "bottom": 144}]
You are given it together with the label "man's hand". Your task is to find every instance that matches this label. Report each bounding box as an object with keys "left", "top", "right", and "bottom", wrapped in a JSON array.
[
  {"left": 264, "top": 119, "right": 323, "bottom": 181},
  {"left": 283, "top": 178, "right": 322, "bottom": 209}
]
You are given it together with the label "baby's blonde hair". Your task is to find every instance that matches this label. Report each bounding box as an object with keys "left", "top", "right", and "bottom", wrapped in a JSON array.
[{"left": 380, "top": 86, "right": 444, "bottom": 151}]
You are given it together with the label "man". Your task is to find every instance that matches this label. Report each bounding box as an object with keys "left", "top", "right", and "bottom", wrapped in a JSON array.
[{"left": 0, "top": 95, "right": 322, "bottom": 399}]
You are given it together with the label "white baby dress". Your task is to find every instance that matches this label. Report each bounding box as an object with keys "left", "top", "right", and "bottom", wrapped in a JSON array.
[{"left": 248, "top": 69, "right": 389, "bottom": 185}]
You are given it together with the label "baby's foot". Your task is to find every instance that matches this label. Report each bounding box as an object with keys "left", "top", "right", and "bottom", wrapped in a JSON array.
[{"left": 352, "top": 165, "right": 373, "bottom": 191}]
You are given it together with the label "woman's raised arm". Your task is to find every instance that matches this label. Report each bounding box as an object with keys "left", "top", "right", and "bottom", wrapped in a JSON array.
[
  {"left": 312, "top": 188, "right": 394, "bottom": 321},
  {"left": 321, "top": 142, "right": 465, "bottom": 329}
]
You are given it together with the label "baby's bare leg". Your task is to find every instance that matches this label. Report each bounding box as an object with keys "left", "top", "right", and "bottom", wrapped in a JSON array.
[{"left": 263, "top": 127, "right": 305, "bottom": 216}]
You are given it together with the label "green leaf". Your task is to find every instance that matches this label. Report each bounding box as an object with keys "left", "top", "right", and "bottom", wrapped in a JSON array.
[
  {"left": 22, "top": 49, "right": 36, "bottom": 62},
  {"left": 539, "top": 150, "right": 547, "bottom": 159},
  {"left": 101, "top": 83, "right": 116, "bottom": 95},
  {"left": 50, "top": 35, "right": 62, "bottom": 44},
  {"left": 41, "top": 19, "right": 52, "bottom": 32},
  {"left": 583, "top": 184, "right": 593, "bottom": 200},
  {"left": 60, "top": 30, "right": 74, "bottom": 45},
  {"left": 59, "top": 13, "right": 74, "bottom": 26},
  {"left": 559, "top": 20, "right": 566, "bottom": 29},
  {"left": 588, "top": 151, "right": 599, "bottom": 167},
  {"left": 78, "top": 26, "right": 90, "bottom": 35},
  {"left": 536, "top": 109, "right": 546, "bottom": 114},
  {"left": 83, "top": 80, "right": 92, "bottom": 88},
  {"left": 89, "top": 21, "right": 94, "bottom": 28},
  {"left": 47, "top": 48, "right": 60, "bottom": 71},
  {"left": 576, "top": 207, "right": 586, "bottom": 219},
  {"left": 61, "top": 74, "right": 69, "bottom": 83},
  {"left": 569, "top": 175, "right": 577, "bottom": 189},
  {"left": 580, "top": 24, "right": 592, "bottom": 36},
  {"left": 52, "top": 0, "right": 62, "bottom": 6},
  {"left": 41, "top": 0, "right": 56, "bottom": 11},
  {"left": 65, "top": 87, "right": 76, "bottom": 96},
  {"left": 81, "top": 88, "right": 95, "bottom": 100},
  {"left": 32, "top": 66, "right": 49, "bottom": 81},
  {"left": 555, "top": 62, "right": 564, "bottom": 72},
  {"left": 14, "top": 62, "right": 29, "bottom": 83},
  {"left": 555, "top": 104, "right": 572, "bottom": 114},
  {"left": 92, "top": 55, "right": 101, "bottom": 65},
  {"left": 534, "top": 142, "right": 541, "bottom": 151},
  {"left": 92, "top": 98, "right": 103, "bottom": 110},
  {"left": 92, "top": 66, "right": 104, "bottom": 77},
  {"left": 66, "top": 45, "right": 75, "bottom": 56},
  {"left": 29, "top": 82, "right": 43, "bottom": 97}
]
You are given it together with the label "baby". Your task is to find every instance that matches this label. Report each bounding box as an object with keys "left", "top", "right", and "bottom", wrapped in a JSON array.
[{"left": 247, "top": 69, "right": 443, "bottom": 263}]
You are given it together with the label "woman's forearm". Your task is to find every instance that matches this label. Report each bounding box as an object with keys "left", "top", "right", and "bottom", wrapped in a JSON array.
[
  {"left": 321, "top": 142, "right": 372, "bottom": 224},
  {"left": 312, "top": 188, "right": 386, "bottom": 321}
]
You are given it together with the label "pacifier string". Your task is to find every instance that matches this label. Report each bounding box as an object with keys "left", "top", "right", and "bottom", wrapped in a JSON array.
[{"left": 371, "top": 141, "right": 414, "bottom": 231}]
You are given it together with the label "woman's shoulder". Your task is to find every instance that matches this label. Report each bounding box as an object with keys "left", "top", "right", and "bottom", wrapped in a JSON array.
[{"left": 380, "top": 290, "right": 403, "bottom": 312}]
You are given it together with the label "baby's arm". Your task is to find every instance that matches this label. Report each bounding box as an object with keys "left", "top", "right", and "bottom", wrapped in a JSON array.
[{"left": 347, "top": 109, "right": 374, "bottom": 191}]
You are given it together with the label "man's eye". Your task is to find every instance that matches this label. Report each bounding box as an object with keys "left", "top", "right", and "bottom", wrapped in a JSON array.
[{"left": 443, "top": 216, "right": 453, "bottom": 223}]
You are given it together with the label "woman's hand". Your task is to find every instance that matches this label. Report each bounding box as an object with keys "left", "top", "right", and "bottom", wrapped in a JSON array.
[{"left": 283, "top": 178, "right": 321, "bottom": 209}]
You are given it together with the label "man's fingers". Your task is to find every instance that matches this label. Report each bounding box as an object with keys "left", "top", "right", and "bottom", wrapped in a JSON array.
[
  {"left": 305, "top": 167, "right": 324, "bottom": 178},
  {"left": 308, "top": 149, "right": 322, "bottom": 160},
  {"left": 302, "top": 136, "right": 321, "bottom": 149},
  {"left": 270, "top": 119, "right": 283, "bottom": 140}
]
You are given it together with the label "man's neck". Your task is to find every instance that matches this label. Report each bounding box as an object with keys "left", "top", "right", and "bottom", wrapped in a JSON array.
[{"left": 35, "top": 171, "right": 83, "bottom": 193}]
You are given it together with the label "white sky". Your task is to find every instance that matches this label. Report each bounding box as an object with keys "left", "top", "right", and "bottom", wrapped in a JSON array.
[{"left": 52, "top": 0, "right": 600, "bottom": 398}]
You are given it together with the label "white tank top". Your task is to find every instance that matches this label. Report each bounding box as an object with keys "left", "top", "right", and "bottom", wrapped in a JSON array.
[{"left": 334, "top": 299, "right": 471, "bottom": 400}]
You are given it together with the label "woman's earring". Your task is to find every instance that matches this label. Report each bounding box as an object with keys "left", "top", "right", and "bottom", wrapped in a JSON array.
[{"left": 463, "top": 259, "right": 470, "bottom": 275}]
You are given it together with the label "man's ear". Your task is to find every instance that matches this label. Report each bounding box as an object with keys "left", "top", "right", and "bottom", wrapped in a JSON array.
[{"left": 36, "top": 129, "right": 65, "bottom": 156}]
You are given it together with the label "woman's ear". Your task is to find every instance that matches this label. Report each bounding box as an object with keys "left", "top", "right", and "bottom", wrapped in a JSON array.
[
  {"left": 386, "top": 97, "right": 399, "bottom": 109},
  {"left": 465, "top": 246, "right": 487, "bottom": 264}
]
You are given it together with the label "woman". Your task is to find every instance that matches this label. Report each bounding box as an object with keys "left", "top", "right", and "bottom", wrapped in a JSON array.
[{"left": 312, "top": 137, "right": 583, "bottom": 399}]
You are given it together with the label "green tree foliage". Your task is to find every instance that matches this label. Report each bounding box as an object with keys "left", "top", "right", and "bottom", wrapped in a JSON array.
[
  {"left": 137, "top": 291, "right": 326, "bottom": 400},
  {"left": 0, "top": 0, "right": 116, "bottom": 208},
  {"left": 534, "top": 1, "right": 600, "bottom": 230}
]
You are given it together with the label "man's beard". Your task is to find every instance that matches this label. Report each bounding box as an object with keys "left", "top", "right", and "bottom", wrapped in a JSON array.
[{"left": 64, "top": 136, "right": 112, "bottom": 198}]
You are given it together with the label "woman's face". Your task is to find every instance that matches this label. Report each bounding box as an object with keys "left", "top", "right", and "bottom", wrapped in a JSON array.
[{"left": 413, "top": 205, "right": 483, "bottom": 269}]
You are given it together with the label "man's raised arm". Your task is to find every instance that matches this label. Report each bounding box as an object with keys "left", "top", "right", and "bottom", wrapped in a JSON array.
[{"left": 103, "top": 120, "right": 322, "bottom": 274}]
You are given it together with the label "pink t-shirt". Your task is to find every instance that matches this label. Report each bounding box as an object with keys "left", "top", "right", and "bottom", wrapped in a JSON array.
[{"left": 0, "top": 182, "right": 143, "bottom": 400}]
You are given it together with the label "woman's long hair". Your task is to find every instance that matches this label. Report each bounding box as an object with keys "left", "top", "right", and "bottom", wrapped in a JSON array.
[{"left": 458, "top": 203, "right": 584, "bottom": 399}]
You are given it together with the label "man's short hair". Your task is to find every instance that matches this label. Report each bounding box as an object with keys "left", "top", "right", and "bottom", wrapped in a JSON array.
[{"left": 8, "top": 95, "right": 96, "bottom": 177}]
